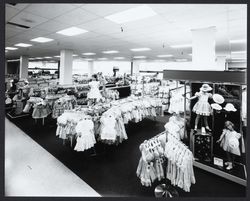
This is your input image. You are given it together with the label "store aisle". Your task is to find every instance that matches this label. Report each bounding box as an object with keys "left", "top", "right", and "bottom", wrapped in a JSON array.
[{"left": 5, "top": 118, "right": 100, "bottom": 197}]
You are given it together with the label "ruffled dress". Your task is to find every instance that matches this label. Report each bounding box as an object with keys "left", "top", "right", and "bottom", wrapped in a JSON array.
[
  {"left": 192, "top": 92, "right": 212, "bottom": 116},
  {"left": 220, "top": 129, "right": 241, "bottom": 156}
]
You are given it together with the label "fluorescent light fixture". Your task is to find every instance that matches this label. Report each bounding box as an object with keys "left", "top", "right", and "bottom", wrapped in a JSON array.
[
  {"left": 133, "top": 56, "right": 146, "bottom": 59},
  {"left": 157, "top": 54, "right": 173, "bottom": 58},
  {"left": 231, "top": 51, "right": 246, "bottom": 54},
  {"left": 130, "top": 47, "right": 151, "bottom": 52},
  {"left": 102, "top": 50, "right": 119, "bottom": 54},
  {"left": 154, "top": 59, "right": 166, "bottom": 62},
  {"left": 30, "top": 37, "right": 54, "bottom": 43},
  {"left": 82, "top": 52, "right": 96, "bottom": 56},
  {"left": 35, "top": 57, "right": 43, "bottom": 59},
  {"left": 14, "top": 43, "right": 32, "bottom": 47},
  {"left": 6, "top": 47, "right": 18, "bottom": 50},
  {"left": 105, "top": 5, "right": 157, "bottom": 24},
  {"left": 229, "top": 39, "right": 246, "bottom": 44},
  {"left": 7, "top": 59, "right": 20, "bottom": 62},
  {"left": 188, "top": 54, "right": 192, "bottom": 56},
  {"left": 170, "top": 44, "right": 192, "bottom": 48},
  {"left": 73, "top": 54, "right": 78, "bottom": 57},
  {"left": 98, "top": 58, "right": 108, "bottom": 60},
  {"left": 54, "top": 55, "right": 60, "bottom": 58},
  {"left": 114, "top": 57, "right": 125, "bottom": 60},
  {"left": 44, "top": 56, "right": 52, "bottom": 59},
  {"left": 56, "top": 27, "right": 88, "bottom": 36},
  {"left": 84, "top": 58, "right": 94, "bottom": 61},
  {"left": 175, "top": 59, "right": 188, "bottom": 62}
]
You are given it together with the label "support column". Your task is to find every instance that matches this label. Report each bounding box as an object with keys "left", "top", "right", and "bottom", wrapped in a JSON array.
[
  {"left": 59, "top": 49, "right": 73, "bottom": 85},
  {"left": 216, "top": 56, "right": 226, "bottom": 70},
  {"left": 88, "top": 61, "right": 94, "bottom": 77},
  {"left": 132, "top": 60, "right": 140, "bottom": 75},
  {"left": 19, "top": 55, "right": 29, "bottom": 79},
  {"left": 191, "top": 26, "right": 218, "bottom": 70}
]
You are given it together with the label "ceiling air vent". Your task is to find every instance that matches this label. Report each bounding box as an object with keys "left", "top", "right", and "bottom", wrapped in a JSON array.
[
  {"left": 8, "top": 3, "right": 17, "bottom": 6},
  {"left": 7, "top": 22, "right": 30, "bottom": 29}
]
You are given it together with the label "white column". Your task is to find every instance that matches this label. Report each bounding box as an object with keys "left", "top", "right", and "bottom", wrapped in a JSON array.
[
  {"left": 88, "top": 61, "right": 94, "bottom": 77},
  {"left": 216, "top": 56, "right": 226, "bottom": 70},
  {"left": 191, "top": 26, "right": 218, "bottom": 70},
  {"left": 132, "top": 60, "right": 140, "bottom": 75},
  {"left": 59, "top": 49, "right": 73, "bottom": 85},
  {"left": 19, "top": 55, "right": 29, "bottom": 79}
]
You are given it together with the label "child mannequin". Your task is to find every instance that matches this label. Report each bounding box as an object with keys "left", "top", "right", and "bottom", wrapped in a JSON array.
[
  {"left": 187, "top": 84, "right": 213, "bottom": 133},
  {"left": 216, "top": 121, "right": 241, "bottom": 170},
  {"left": 87, "top": 75, "right": 103, "bottom": 106}
]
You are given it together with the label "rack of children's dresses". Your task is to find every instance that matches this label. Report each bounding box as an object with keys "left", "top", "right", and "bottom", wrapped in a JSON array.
[
  {"left": 136, "top": 129, "right": 196, "bottom": 197},
  {"left": 55, "top": 96, "right": 163, "bottom": 150}
]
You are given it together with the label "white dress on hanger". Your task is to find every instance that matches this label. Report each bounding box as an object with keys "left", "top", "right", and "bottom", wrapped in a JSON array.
[{"left": 87, "top": 81, "right": 102, "bottom": 101}]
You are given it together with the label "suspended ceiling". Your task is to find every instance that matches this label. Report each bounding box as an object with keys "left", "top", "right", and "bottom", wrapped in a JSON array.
[{"left": 5, "top": 3, "right": 247, "bottom": 62}]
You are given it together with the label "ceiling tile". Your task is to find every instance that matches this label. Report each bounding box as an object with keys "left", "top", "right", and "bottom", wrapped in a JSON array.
[
  {"left": 35, "top": 20, "right": 70, "bottom": 33},
  {"left": 9, "top": 11, "right": 49, "bottom": 28},
  {"left": 5, "top": 6, "right": 20, "bottom": 22},
  {"left": 23, "top": 4, "right": 77, "bottom": 19},
  {"left": 6, "top": 4, "right": 30, "bottom": 11},
  {"left": 53, "top": 8, "right": 99, "bottom": 26}
]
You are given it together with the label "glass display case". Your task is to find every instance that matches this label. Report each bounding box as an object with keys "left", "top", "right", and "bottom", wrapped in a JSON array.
[{"left": 163, "top": 70, "right": 247, "bottom": 186}]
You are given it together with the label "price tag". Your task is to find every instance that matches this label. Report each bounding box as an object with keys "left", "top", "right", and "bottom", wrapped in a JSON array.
[{"left": 214, "top": 157, "right": 223, "bottom": 167}]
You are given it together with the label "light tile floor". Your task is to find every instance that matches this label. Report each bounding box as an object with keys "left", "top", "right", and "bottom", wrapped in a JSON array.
[{"left": 5, "top": 118, "right": 100, "bottom": 197}]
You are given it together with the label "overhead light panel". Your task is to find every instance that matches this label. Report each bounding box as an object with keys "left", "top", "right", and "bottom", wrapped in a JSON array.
[
  {"left": 35, "top": 57, "right": 43, "bottom": 59},
  {"left": 6, "top": 47, "right": 18, "bottom": 50},
  {"left": 84, "top": 58, "right": 94, "bottom": 61},
  {"left": 130, "top": 47, "right": 151, "bottom": 52},
  {"left": 54, "top": 55, "right": 60, "bottom": 58},
  {"left": 157, "top": 54, "right": 173, "bottom": 58},
  {"left": 14, "top": 43, "right": 32, "bottom": 47},
  {"left": 82, "top": 52, "right": 96, "bottom": 56},
  {"left": 229, "top": 39, "right": 246, "bottom": 44},
  {"left": 170, "top": 44, "right": 192, "bottom": 48},
  {"left": 98, "top": 58, "right": 108, "bottom": 60},
  {"left": 43, "top": 56, "right": 52, "bottom": 59},
  {"left": 133, "top": 56, "right": 146, "bottom": 59},
  {"left": 102, "top": 50, "right": 119, "bottom": 54},
  {"left": 73, "top": 54, "right": 78, "bottom": 57},
  {"left": 175, "top": 59, "right": 188, "bottom": 62},
  {"left": 56, "top": 27, "right": 88, "bottom": 36},
  {"left": 105, "top": 5, "right": 157, "bottom": 24},
  {"left": 114, "top": 57, "right": 125, "bottom": 60},
  {"left": 31, "top": 37, "right": 54, "bottom": 43},
  {"left": 231, "top": 51, "right": 246, "bottom": 54}
]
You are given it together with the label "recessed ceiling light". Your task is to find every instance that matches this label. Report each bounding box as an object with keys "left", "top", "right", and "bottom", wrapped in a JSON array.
[
  {"left": 56, "top": 27, "right": 88, "bottom": 36},
  {"left": 29, "top": 58, "right": 35, "bottom": 60},
  {"left": 82, "top": 52, "right": 96, "bottom": 56},
  {"left": 84, "top": 58, "right": 94, "bottom": 61},
  {"left": 73, "top": 54, "right": 78, "bottom": 57},
  {"left": 133, "top": 56, "right": 146, "bottom": 59},
  {"left": 54, "top": 55, "right": 60, "bottom": 58},
  {"left": 6, "top": 47, "right": 18, "bottom": 50},
  {"left": 35, "top": 57, "right": 43, "bottom": 59},
  {"left": 130, "top": 47, "right": 151, "bottom": 52},
  {"left": 154, "top": 59, "right": 166, "bottom": 62},
  {"left": 229, "top": 39, "right": 246, "bottom": 44},
  {"left": 170, "top": 44, "right": 192, "bottom": 48},
  {"left": 14, "top": 43, "right": 32, "bottom": 47},
  {"left": 7, "top": 59, "right": 20, "bottom": 62},
  {"left": 157, "top": 54, "right": 173, "bottom": 58},
  {"left": 175, "top": 59, "right": 188, "bottom": 62},
  {"left": 31, "top": 37, "right": 54, "bottom": 43},
  {"left": 102, "top": 50, "right": 119, "bottom": 54},
  {"left": 44, "top": 56, "right": 52, "bottom": 59},
  {"left": 114, "top": 57, "right": 125, "bottom": 60},
  {"left": 231, "top": 51, "right": 246, "bottom": 54},
  {"left": 98, "top": 58, "right": 108, "bottom": 60},
  {"left": 105, "top": 5, "right": 157, "bottom": 24}
]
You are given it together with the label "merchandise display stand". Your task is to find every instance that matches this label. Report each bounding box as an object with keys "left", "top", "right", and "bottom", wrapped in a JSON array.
[
  {"left": 163, "top": 70, "right": 247, "bottom": 186},
  {"left": 154, "top": 181, "right": 179, "bottom": 198}
]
